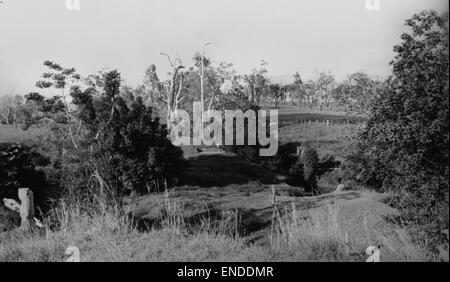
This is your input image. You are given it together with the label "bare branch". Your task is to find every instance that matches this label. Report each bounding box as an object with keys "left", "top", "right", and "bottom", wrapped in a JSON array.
[{"left": 160, "top": 52, "right": 174, "bottom": 67}]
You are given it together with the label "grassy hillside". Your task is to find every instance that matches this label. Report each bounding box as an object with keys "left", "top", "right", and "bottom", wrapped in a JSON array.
[
  {"left": 0, "top": 122, "right": 445, "bottom": 262},
  {"left": 0, "top": 189, "right": 429, "bottom": 262},
  {"left": 0, "top": 125, "right": 46, "bottom": 144}
]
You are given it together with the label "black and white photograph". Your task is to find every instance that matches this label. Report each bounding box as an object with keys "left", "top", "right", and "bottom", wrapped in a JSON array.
[{"left": 0, "top": 0, "right": 448, "bottom": 267}]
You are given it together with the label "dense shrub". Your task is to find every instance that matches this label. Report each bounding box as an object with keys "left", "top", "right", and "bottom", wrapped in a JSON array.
[
  {"left": 69, "top": 70, "right": 184, "bottom": 196},
  {"left": 28, "top": 63, "right": 185, "bottom": 204},
  {"left": 260, "top": 143, "right": 323, "bottom": 194},
  {"left": 267, "top": 142, "right": 301, "bottom": 174},
  {"left": 287, "top": 157, "right": 306, "bottom": 188},
  {"left": 340, "top": 148, "right": 380, "bottom": 188},
  {"left": 277, "top": 145, "right": 320, "bottom": 194},
  {"left": 358, "top": 11, "right": 449, "bottom": 248}
]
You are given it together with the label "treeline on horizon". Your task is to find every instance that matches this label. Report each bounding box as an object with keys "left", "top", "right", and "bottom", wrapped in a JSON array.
[{"left": 1, "top": 54, "right": 384, "bottom": 126}]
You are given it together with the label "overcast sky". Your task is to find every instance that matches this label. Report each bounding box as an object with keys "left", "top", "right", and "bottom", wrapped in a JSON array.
[{"left": 0, "top": 0, "right": 448, "bottom": 95}]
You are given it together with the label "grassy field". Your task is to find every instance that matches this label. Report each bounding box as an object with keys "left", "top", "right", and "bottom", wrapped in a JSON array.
[
  {"left": 0, "top": 119, "right": 442, "bottom": 262},
  {"left": 263, "top": 103, "right": 345, "bottom": 115},
  {"left": 0, "top": 124, "right": 47, "bottom": 144},
  {"left": 279, "top": 122, "right": 363, "bottom": 160}
]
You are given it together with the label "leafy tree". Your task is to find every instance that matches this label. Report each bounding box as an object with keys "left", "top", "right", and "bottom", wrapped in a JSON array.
[
  {"left": 268, "top": 83, "right": 288, "bottom": 108},
  {"left": 316, "top": 71, "right": 336, "bottom": 110},
  {"left": 36, "top": 61, "right": 82, "bottom": 148},
  {"left": 142, "top": 64, "right": 163, "bottom": 106},
  {"left": 292, "top": 72, "right": 304, "bottom": 109},
  {"left": 25, "top": 92, "right": 45, "bottom": 105},
  {"left": 359, "top": 10, "right": 449, "bottom": 248},
  {"left": 186, "top": 55, "right": 241, "bottom": 111},
  {"left": 301, "top": 80, "right": 318, "bottom": 109},
  {"left": 20, "top": 92, "right": 67, "bottom": 129},
  {"left": 0, "top": 94, "right": 25, "bottom": 125},
  {"left": 244, "top": 61, "right": 269, "bottom": 105},
  {"left": 333, "top": 72, "right": 383, "bottom": 117},
  {"left": 141, "top": 54, "right": 246, "bottom": 125}
]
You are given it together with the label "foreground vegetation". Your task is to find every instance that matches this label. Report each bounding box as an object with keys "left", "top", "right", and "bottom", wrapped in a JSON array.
[{"left": 0, "top": 191, "right": 436, "bottom": 262}]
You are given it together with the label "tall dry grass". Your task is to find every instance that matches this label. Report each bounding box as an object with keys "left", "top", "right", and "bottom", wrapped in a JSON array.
[
  {"left": 0, "top": 188, "right": 437, "bottom": 262},
  {"left": 271, "top": 203, "right": 352, "bottom": 261},
  {"left": 270, "top": 202, "right": 433, "bottom": 261},
  {"left": 0, "top": 189, "right": 265, "bottom": 262}
]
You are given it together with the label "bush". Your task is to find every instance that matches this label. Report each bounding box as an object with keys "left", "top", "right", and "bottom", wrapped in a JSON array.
[
  {"left": 301, "top": 147, "right": 319, "bottom": 194},
  {"left": 340, "top": 148, "right": 380, "bottom": 189},
  {"left": 67, "top": 70, "right": 184, "bottom": 196},
  {"left": 268, "top": 142, "right": 301, "bottom": 174},
  {"left": 358, "top": 11, "right": 449, "bottom": 249},
  {"left": 287, "top": 157, "right": 306, "bottom": 188},
  {"left": 11, "top": 63, "right": 186, "bottom": 214}
]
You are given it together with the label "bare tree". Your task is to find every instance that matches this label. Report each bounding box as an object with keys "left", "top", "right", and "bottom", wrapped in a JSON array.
[{"left": 159, "top": 52, "right": 185, "bottom": 129}]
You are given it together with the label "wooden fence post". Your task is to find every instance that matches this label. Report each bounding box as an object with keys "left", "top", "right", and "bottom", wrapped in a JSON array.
[
  {"left": 270, "top": 185, "right": 277, "bottom": 248},
  {"left": 3, "top": 188, "right": 37, "bottom": 230}
]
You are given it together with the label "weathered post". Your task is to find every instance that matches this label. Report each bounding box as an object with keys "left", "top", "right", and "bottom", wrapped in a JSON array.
[
  {"left": 3, "top": 188, "right": 36, "bottom": 230},
  {"left": 270, "top": 185, "right": 277, "bottom": 248}
]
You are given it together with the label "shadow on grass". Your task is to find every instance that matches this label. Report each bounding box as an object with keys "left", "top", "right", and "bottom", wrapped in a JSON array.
[
  {"left": 179, "top": 154, "right": 285, "bottom": 188},
  {"left": 129, "top": 205, "right": 271, "bottom": 238}
]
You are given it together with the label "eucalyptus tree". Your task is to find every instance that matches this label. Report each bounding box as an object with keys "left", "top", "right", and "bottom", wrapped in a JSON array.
[{"left": 36, "top": 61, "right": 82, "bottom": 148}]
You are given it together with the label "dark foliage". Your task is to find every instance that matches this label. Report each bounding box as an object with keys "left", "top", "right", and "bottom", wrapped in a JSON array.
[
  {"left": 69, "top": 70, "right": 184, "bottom": 195},
  {"left": 268, "top": 142, "right": 301, "bottom": 174},
  {"left": 358, "top": 11, "right": 449, "bottom": 248},
  {"left": 301, "top": 147, "right": 319, "bottom": 194},
  {"left": 0, "top": 143, "right": 56, "bottom": 211}
]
